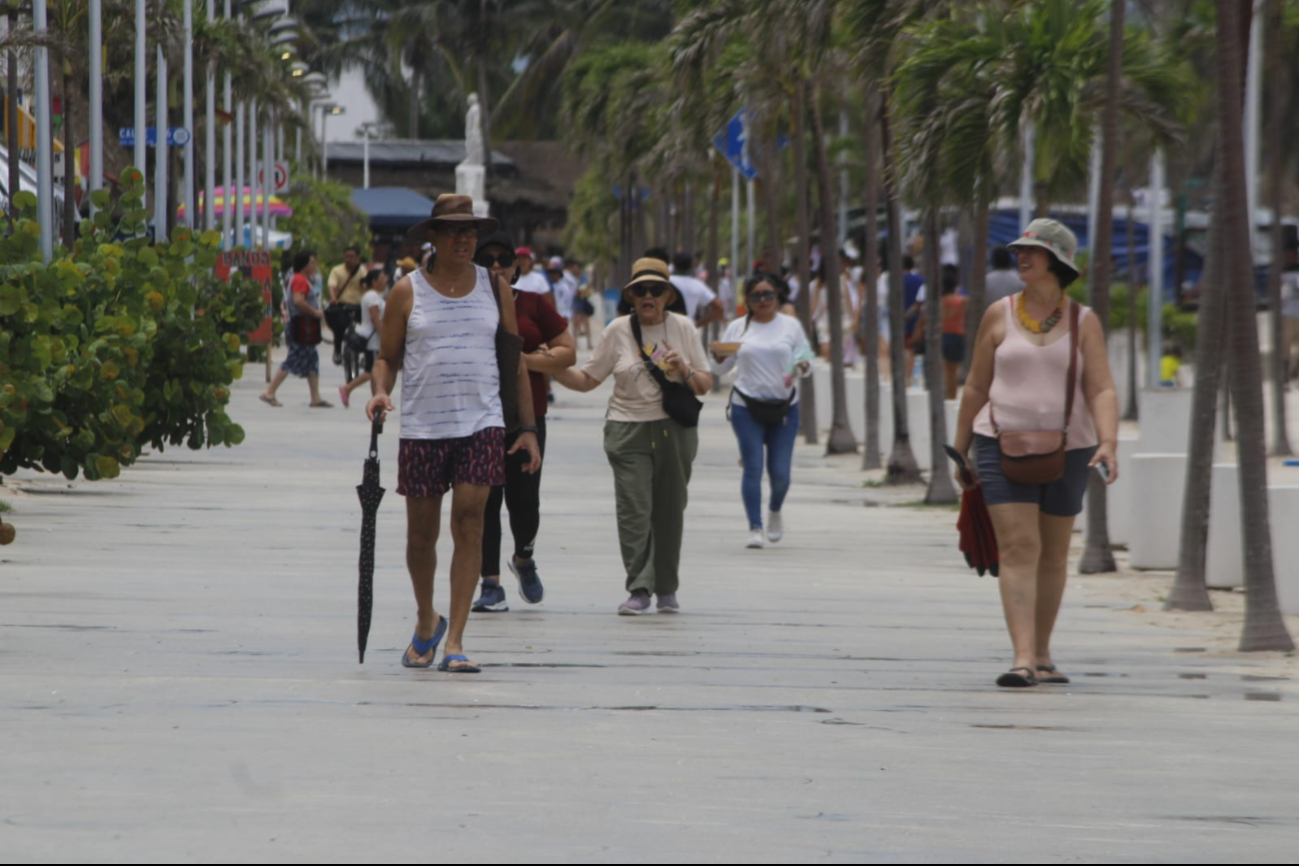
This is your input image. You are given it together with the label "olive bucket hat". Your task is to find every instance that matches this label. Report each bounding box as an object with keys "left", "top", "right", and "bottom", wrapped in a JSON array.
[{"left": 1008, "top": 218, "right": 1080, "bottom": 275}]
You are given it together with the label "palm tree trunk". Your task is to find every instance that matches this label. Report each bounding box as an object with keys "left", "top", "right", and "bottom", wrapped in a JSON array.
[
  {"left": 810, "top": 87, "right": 855, "bottom": 454},
  {"left": 1034, "top": 181, "right": 1050, "bottom": 218},
  {"left": 1264, "top": 0, "right": 1292, "bottom": 456},
  {"left": 408, "top": 67, "right": 419, "bottom": 139},
  {"left": 921, "top": 207, "right": 956, "bottom": 503},
  {"left": 477, "top": 57, "right": 493, "bottom": 178},
  {"left": 7, "top": 8, "right": 19, "bottom": 221},
  {"left": 1216, "top": 0, "right": 1293, "bottom": 651},
  {"left": 1124, "top": 198, "right": 1140, "bottom": 420},
  {"left": 964, "top": 205, "right": 989, "bottom": 369},
  {"left": 1167, "top": 159, "right": 1226, "bottom": 611},
  {"left": 1079, "top": 0, "right": 1124, "bottom": 574},
  {"left": 880, "top": 91, "right": 921, "bottom": 484},
  {"left": 759, "top": 138, "right": 781, "bottom": 270},
  {"left": 706, "top": 160, "right": 721, "bottom": 294},
  {"left": 791, "top": 81, "right": 818, "bottom": 446},
  {"left": 861, "top": 86, "right": 882, "bottom": 471}
]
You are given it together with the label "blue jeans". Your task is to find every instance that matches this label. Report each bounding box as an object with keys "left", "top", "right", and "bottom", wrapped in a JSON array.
[{"left": 730, "top": 401, "right": 800, "bottom": 530}]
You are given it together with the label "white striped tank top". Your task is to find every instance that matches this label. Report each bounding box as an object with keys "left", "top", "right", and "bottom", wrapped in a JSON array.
[{"left": 400, "top": 266, "right": 503, "bottom": 440}]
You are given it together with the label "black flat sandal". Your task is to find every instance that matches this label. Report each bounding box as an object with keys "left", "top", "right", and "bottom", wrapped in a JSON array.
[
  {"left": 996, "top": 666, "right": 1038, "bottom": 688},
  {"left": 1036, "top": 665, "right": 1070, "bottom": 684}
]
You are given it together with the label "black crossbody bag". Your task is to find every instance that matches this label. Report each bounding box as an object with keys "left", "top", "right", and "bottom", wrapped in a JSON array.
[{"left": 630, "top": 316, "right": 702, "bottom": 428}]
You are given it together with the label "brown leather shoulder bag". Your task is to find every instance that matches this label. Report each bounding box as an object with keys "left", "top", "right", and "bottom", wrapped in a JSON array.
[{"left": 991, "top": 301, "right": 1081, "bottom": 485}]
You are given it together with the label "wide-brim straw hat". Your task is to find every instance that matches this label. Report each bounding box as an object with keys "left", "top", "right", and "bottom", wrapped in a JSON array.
[
  {"left": 624, "top": 257, "right": 674, "bottom": 291},
  {"left": 1008, "top": 218, "right": 1080, "bottom": 274},
  {"left": 406, "top": 193, "right": 499, "bottom": 240}
]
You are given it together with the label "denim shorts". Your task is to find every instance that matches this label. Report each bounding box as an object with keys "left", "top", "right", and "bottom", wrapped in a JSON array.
[{"left": 974, "top": 434, "right": 1096, "bottom": 517}]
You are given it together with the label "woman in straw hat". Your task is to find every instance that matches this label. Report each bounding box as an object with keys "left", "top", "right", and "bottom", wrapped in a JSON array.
[
  {"left": 366, "top": 194, "right": 542, "bottom": 672},
  {"left": 553, "top": 257, "right": 713, "bottom": 615},
  {"left": 952, "top": 218, "right": 1119, "bottom": 689}
]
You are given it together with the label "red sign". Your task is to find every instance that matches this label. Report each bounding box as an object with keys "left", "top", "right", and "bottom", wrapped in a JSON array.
[{"left": 215, "top": 250, "right": 275, "bottom": 344}]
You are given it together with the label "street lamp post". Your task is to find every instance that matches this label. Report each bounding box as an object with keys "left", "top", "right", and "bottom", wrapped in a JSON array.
[
  {"left": 89, "top": 0, "right": 103, "bottom": 217},
  {"left": 249, "top": 97, "right": 257, "bottom": 248},
  {"left": 33, "top": 0, "right": 53, "bottom": 261},
  {"left": 234, "top": 101, "right": 244, "bottom": 249},
  {"left": 360, "top": 121, "right": 382, "bottom": 189},
  {"left": 221, "top": 0, "right": 232, "bottom": 247},
  {"left": 154, "top": 44, "right": 168, "bottom": 242},
  {"left": 134, "top": 0, "right": 146, "bottom": 185},
  {"left": 320, "top": 104, "right": 343, "bottom": 180},
  {"left": 182, "top": 0, "right": 194, "bottom": 230},
  {"left": 205, "top": 0, "right": 216, "bottom": 231}
]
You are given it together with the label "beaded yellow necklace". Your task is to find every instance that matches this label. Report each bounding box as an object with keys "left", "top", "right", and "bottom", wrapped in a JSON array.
[{"left": 1016, "top": 291, "right": 1064, "bottom": 334}]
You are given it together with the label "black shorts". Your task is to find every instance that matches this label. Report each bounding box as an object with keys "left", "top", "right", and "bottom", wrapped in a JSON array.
[
  {"left": 942, "top": 333, "right": 965, "bottom": 363},
  {"left": 975, "top": 434, "right": 1096, "bottom": 517},
  {"left": 362, "top": 349, "right": 376, "bottom": 373}
]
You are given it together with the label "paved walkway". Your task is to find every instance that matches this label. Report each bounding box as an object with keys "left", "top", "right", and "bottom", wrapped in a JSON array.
[{"left": 2, "top": 350, "right": 1297, "bottom": 863}]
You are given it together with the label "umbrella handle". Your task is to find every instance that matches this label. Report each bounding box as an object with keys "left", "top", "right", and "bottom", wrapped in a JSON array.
[{"left": 370, "top": 416, "right": 384, "bottom": 458}]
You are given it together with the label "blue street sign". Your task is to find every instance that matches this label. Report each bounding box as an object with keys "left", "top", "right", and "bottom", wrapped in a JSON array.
[
  {"left": 713, "top": 109, "right": 757, "bottom": 180},
  {"left": 118, "top": 127, "right": 193, "bottom": 148}
]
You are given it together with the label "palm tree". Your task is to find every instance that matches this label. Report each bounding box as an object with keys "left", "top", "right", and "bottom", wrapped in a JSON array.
[
  {"left": 1214, "top": 0, "right": 1293, "bottom": 653},
  {"left": 1078, "top": 0, "right": 1126, "bottom": 575},
  {"left": 859, "top": 85, "right": 882, "bottom": 470},
  {"left": 1264, "top": 0, "right": 1291, "bottom": 457}
]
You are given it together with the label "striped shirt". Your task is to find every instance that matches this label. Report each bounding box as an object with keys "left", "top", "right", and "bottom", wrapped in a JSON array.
[{"left": 400, "top": 266, "right": 503, "bottom": 440}]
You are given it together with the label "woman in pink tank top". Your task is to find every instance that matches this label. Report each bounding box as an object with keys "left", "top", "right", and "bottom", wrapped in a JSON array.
[{"left": 952, "top": 219, "right": 1119, "bottom": 689}]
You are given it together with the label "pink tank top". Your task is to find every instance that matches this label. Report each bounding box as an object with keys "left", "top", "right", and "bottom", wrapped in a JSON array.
[{"left": 972, "top": 297, "right": 1098, "bottom": 450}]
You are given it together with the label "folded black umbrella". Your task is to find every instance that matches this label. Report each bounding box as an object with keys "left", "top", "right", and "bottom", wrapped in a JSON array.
[{"left": 356, "top": 417, "right": 385, "bottom": 663}]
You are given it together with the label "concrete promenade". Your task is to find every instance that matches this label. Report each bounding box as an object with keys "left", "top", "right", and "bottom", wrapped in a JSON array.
[{"left": 2, "top": 350, "right": 1297, "bottom": 863}]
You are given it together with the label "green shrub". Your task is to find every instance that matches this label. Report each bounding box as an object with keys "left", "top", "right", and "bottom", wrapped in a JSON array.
[{"left": 0, "top": 169, "right": 263, "bottom": 480}]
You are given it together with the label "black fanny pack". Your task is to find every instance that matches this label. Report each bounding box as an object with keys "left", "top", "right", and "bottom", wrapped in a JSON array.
[{"left": 730, "top": 387, "right": 795, "bottom": 426}]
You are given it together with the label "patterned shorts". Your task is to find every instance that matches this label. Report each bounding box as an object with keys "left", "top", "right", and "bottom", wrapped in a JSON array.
[{"left": 397, "top": 427, "right": 506, "bottom": 498}]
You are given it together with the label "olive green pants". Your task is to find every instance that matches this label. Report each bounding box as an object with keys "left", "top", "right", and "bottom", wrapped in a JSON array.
[{"left": 603, "top": 419, "right": 698, "bottom": 595}]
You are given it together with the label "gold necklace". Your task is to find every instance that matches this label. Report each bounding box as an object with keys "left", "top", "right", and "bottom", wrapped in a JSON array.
[{"left": 1016, "top": 292, "right": 1064, "bottom": 334}]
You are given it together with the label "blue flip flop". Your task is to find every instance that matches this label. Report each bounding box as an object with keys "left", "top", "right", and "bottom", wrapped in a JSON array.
[
  {"left": 401, "top": 616, "right": 447, "bottom": 668},
  {"left": 437, "top": 654, "right": 481, "bottom": 674}
]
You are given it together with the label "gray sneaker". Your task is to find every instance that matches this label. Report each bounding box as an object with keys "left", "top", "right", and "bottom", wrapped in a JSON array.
[
  {"left": 618, "top": 592, "right": 653, "bottom": 616},
  {"left": 656, "top": 593, "right": 680, "bottom": 614}
]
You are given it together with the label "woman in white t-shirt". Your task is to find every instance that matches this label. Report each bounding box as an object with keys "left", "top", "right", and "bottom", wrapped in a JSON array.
[
  {"left": 713, "top": 273, "right": 813, "bottom": 549},
  {"left": 339, "top": 267, "right": 389, "bottom": 408},
  {"left": 553, "top": 257, "right": 713, "bottom": 615}
]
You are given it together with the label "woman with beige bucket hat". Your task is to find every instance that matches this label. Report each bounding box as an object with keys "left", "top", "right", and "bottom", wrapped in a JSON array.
[{"left": 952, "top": 218, "right": 1120, "bottom": 689}]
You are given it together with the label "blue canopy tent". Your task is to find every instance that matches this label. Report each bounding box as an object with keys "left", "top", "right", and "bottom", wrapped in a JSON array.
[{"left": 351, "top": 187, "right": 436, "bottom": 235}]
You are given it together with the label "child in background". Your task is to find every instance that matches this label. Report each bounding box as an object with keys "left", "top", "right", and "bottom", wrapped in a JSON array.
[{"left": 1160, "top": 343, "right": 1184, "bottom": 387}]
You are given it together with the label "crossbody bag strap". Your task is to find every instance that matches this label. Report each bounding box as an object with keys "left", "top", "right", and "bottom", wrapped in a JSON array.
[
  {"left": 1062, "top": 301, "right": 1081, "bottom": 434},
  {"left": 630, "top": 315, "right": 673, "bottom": 391}
]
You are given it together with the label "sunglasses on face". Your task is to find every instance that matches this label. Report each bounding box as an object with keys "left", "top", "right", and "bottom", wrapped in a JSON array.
[
  {"left": 630, "top": 283, "right": 668, "bottom": 298},
  {"left": 438, "top": 226, "right": 478, "bottom": 239},
  {"left": 476, "top": 252, "right": 516, "bottom": 268},
  {"left": 748, "top": 290, "right": 777, "bottom": 302}
]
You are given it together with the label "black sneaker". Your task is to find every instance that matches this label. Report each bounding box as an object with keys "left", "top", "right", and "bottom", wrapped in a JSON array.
[
  {"left": 472, "top": 580, "right": 509, "bottom": 612},
  {"left": 509, "top": 558, "right": 544, "bottom": 605}
]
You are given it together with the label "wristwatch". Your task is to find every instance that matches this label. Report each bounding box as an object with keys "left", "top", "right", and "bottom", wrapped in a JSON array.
[{"left": 519, "top": 425, "right": 539, "bottom": 434}]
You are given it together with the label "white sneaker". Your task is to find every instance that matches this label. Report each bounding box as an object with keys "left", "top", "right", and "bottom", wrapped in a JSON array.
[
  {"left": 746, "top": 528, "right": 765, "bottom": 549},
  {"left": 766, "top": 511, "right": 784, "bottom": 543}
]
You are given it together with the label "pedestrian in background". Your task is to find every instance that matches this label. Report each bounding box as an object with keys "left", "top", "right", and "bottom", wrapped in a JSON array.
[
  {"left": 471, "top": 232, "right": 576, "bottom": 612},
  {"left": 261, "top": 250, "right": 331, "bottom": 408},
  {"left": 712, "top": 273, "right": 812, "bottom": 549},
  {"left": 325, "top": 246, "right": 366, "bottom": 367},
  {"left": 985, "top": 246, "right": 1025, "bottom": 304},
  {"left": 554, "top": 257, "right": 712, "bottom": 615},
  {"left": 338, "top": 267, "right": 389, "bottom": 408},
  {"left": 952, "top": 219, "right": 1119, "bottom": 689},
  {"left": 940, "top": 264, "right": 967, "bottom": 399}
]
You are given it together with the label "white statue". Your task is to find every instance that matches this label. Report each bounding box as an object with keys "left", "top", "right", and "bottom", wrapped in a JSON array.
[{"left": 462, "top": 93, "right": 484, "bottom": 168}]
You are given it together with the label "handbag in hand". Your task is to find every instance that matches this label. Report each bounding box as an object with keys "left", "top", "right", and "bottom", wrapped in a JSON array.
[
  {"left": 631, "top": 315, "right": 702, "bottom": 428},
  {"left": 290, "top": 314, "right": 322, "bottom": 347},
  {"left": 991, "top": 301, "right": 1080, "bottom": 485}
]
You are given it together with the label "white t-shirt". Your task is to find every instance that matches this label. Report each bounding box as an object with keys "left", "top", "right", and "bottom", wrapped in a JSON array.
[
  {"left": 581, "top": 313, "right": 712, "bottom": 422},
  {"left": 515, "top": 270, "right": 552, "bottom": 296},
  {"left": 357, "top": 289, "right": 385, "bottom": 351},
  {"left": 715, "top": 313, "right": 812, "bottom": 407},
  {"left": 553, "top": 272, "right": 577, "bottom": 318},
  {"left": 669, "top": 274, "right": 716, "bottom": 321}
]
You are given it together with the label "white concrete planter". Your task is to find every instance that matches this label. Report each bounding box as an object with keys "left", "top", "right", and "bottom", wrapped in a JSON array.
[
  {"left": 1205, "top": 463, "right": 1244, "bottom": 589},
  {"left": 1128, "top": 453, "right": 1187, "bottom": 570},
  {"left": 1269, "top": 486, "right": 1299, "bottom": 616}
]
